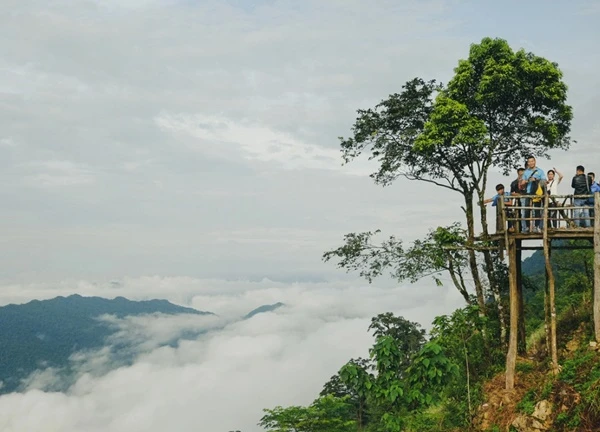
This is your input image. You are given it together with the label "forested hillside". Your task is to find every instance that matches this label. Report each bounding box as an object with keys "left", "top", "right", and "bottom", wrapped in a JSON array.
[
  {"left": 259, "top": 243, "right": 598, "bottom": 431},
  {"left": 0, "top": 294, "right": 212, "bottom": 394}
]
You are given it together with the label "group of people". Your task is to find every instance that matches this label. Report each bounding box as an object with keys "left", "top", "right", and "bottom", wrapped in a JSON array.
[{"left": 483, "top": 156, "right": 600, "bottom": 232}]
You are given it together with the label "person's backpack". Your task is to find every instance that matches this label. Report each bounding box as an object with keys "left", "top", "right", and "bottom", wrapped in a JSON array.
[{"left": 533, "top": 182, "right": 544, "bottom": 203}]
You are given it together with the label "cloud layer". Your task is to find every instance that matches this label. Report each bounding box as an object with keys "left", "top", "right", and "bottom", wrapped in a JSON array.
[{"left": 0, "top": 276, "right": 465, "bottom": 432}]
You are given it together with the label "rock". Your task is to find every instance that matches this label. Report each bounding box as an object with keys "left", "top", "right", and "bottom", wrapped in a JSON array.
[
  {"left": 511, "top": 401, "right": 553, "bottom": 431},
  {"left": 511, "top": 414, "right": 529, "bottom": 431},
  {"left": 589, "top": 341, "right": 598, "bottom": 351},
  {"left": 511, "top": 414, "right": 550, "bottom": 431},
  {"left": 566, "top": 339, "right": 579, "bottom": 352},
  {"left": 532, "top": 400, "right": 552, "bottom": 421}
]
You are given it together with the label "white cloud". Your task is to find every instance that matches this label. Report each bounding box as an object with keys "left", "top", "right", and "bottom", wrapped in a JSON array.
[
  {"left": 155, "top": 112, "right": 365, "bottom": 173},
  {"left": 0, "top": 138, "right": 17, "bottom": 147},
  {"left": 0, "top": 276, "right": 465, "bottom": 432},
  {"left": 17, "top": 160, "right": 96, "bottom": 187}
]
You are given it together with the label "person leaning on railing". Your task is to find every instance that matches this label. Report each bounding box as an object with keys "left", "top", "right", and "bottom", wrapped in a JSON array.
[
  {"left": 571, "top": 165, "right": 591, "bottom": 228},
  {"left": 482, "top": 183, "right": 514, "bottom": 231}
]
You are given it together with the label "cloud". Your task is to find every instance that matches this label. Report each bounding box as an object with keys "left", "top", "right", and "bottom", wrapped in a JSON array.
[
  {"left": 155, "top": 112, "right": 369, "bottom": 173},
  {"left": 0, "top": 138, "right": 17, "bottom": 147},
  {"left": 0, "top": 276, "right": 465, "bottom": 432},
  {"left": 17, "top": 160, "right": 96, "bottom": 188}
]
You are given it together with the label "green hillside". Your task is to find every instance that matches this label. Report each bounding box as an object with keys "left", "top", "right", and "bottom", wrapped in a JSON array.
[{"left": 0, "top": 294, "right": 212, "bottom": 394}]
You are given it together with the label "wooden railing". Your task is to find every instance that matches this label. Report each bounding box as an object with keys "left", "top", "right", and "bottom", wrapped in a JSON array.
[{"left": 495, "top": 193, "right": 598, "bottom": 235}]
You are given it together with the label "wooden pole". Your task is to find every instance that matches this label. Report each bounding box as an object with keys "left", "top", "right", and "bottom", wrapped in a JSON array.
[
  {"left": 505, "top": 236, "right": 518, "bottom": 390},
  {"left": 516, "top": 240, "right": 526, "bottom": 355},
  {"left": 498, "top": 199, "right": 506, "bottom": 260},
  {"left": 594, "top": 192, "right": 600, "bottom": 342},
  {"left": 543, "top": 194, "right": 559, "bottom": 374},
  {"left": 544, "top": 250, "right": 551, "bottom": 356}
]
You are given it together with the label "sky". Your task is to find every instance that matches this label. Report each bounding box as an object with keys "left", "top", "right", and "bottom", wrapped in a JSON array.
[{"left": 0, "top": 0, "right": 599, "bottom": 431}]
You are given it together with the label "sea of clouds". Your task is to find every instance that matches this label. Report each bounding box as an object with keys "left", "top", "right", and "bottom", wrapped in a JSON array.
[{"left": 0, "top": 277, "right": 465, "bottom": 432}]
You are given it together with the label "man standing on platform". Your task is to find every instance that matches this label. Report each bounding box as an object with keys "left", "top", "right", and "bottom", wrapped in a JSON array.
[
  {"left": 571, "top": 165, "right": 590, "bottom": 228},
  {"left": 510, "top": 168, "right": 526, "bottom": 232},
  {"left": 521, "top": 156, "right": 546, "bottom": 232}
]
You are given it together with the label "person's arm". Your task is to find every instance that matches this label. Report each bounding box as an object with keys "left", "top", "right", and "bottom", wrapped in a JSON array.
[
  {"left": 571, "top": 176, "right": 576, "bottom": 189},
  {"left": 482, "top": 197, "right": 493, "bottom": 205},
  {"left": 554, "top": 167, "right": 564, "bottom": 183}
]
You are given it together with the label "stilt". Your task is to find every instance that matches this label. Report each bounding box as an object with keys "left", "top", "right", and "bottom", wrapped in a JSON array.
[
  {"left": 594, "top": 192, "right": 600, "bottom": 342},
  {"left": 516, "top": 240, "right": 526, "bottom": 355},
  {"left": 505, "top": 237, "right": 518, "bottom": 390},
  {"left": 543, "top": 195, "right": 559, "bottom": 375}
]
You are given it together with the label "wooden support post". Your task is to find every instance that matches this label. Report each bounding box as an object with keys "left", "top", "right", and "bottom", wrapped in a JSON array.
[
  {"left": 544, "top": 251, "right": 551, "bottom": 356},
  {"left": 505, "top": 237, "right": 518, "bottom": 390},
  {"left": 543, "top": 194, "right": 559, "bottom": 375},
  {"left": 594, "top": 192, "right": 600, "bottom": 342},
  {"left": 516, "top": 240, "right": 526, "bottom": 355},
  {"left": 498, "top": 199, "right": 505, "bottom": 260}
]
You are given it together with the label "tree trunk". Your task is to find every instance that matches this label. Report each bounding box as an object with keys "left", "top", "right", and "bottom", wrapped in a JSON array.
[
  {"left": 543, "top": 195, "right": 559, "bottom": 375},
  {"left": 478, "top": 189, "right": 508, "bottom": 344},
  {"left": 465, "top": 192, "right": 485, "bottom": 311},
  {"left": 594, "top": 192, "right": 600, "bottom": 342},
  {"left": 505, "top": 237, "right": 518, "bottom": 391}
]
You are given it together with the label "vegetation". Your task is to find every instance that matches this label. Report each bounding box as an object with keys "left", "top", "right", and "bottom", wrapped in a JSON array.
[
  {"left": 259, "top": 244, "right": 598, "bottom": 431},
  {"left": 259, "top": 37, "right": 599, "bottom": 431},
  {"left": 0, "top": 294, "right": 212, "bottom": 393}
]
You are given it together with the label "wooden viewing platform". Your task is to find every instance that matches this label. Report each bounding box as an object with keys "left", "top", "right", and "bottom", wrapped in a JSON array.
[{"left": 492, "top": 192, "right": 600, "bottom": 390}]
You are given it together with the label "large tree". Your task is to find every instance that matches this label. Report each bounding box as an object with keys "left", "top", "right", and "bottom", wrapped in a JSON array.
[{"left": 330, "top": 37, "right": 573, "bottom": 317}]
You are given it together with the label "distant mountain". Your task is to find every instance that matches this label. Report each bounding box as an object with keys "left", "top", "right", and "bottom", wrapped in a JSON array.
[
  {"left": 522, "top": 250, "right": 545, "bottom": 276},
  {"left": 244, "top": 302, "right": 285, "bottom": 319},
  {"left": 0, "top": 294, "right": 212, "bottom": 394},
  {"left": 521, "top": 240, "right": 573, "bottom": 277}
]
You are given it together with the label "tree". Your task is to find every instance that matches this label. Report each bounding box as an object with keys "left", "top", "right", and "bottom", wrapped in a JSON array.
[
  {"left": 323, "top": 224, "right": 473, "bottom": 304},
  {"left": 368, "top": 313, "right": 426, "bottom": 371},
  {"left": 331, "top": 36, "right": 572, "bottom": 337},
  {"left": 259, "top": 395, "right": 356, "bottom": 432},
  {"left": 320, "top": 358, "right": 372, "bottom": 429}
]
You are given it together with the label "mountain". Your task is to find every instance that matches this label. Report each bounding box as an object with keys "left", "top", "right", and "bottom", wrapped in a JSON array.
[
  {"left": 244, "top": 302, "right": 285, "bottom": 319},
  {"left": 0, "top": 294, "right": 212, "bottom": 394},
  {"left": 521, "top": 249, "right": 545, "bottom": 276}
]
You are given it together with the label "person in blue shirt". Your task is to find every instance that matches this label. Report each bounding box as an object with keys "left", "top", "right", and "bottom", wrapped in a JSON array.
[
  {"left": 589, "top": 172, "right": 599, "bottom": 226},
  {"left": 482, "top": 183, "right": 514, "bottom": 230},
  {"left": 520, "top": 156, "right": 546, "bottom": 232}
]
